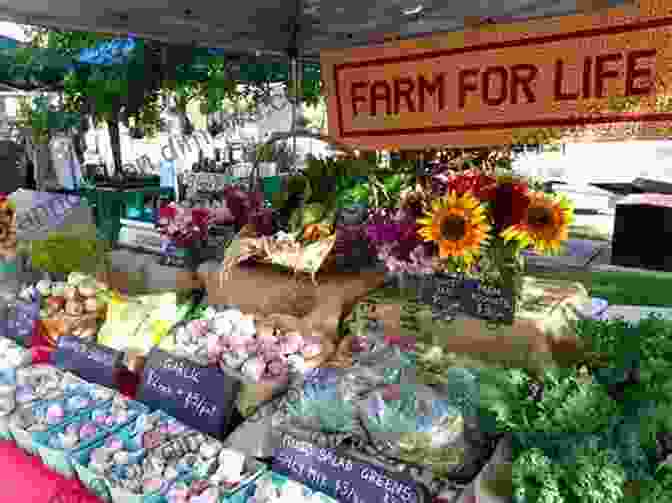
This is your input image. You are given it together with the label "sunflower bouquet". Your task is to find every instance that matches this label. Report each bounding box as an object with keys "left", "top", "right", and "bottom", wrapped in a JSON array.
[{"left": 367, "top": 169, "right": 574, "bottom": 292}]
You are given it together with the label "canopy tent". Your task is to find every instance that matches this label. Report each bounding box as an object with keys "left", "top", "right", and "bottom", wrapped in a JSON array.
[
  {"left": 0, "top": 36, "right": 322, "bottom": 92},
  {"left": 0, "top": 0, "right": 632, "bottom": 60}
]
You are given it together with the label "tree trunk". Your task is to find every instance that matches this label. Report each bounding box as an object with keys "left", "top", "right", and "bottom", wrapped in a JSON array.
[
  {"left": 106, "top": 105, "right": 123, "bottom": 178},
  {"left": 176, "top": 98, "right": 194, "bottom": 136}
]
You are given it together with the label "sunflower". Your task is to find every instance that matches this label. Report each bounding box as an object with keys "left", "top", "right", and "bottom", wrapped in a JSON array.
[
  {"left": 417, "top": 191, "right": 491, "bottom": 265},
  {"left": 501, "top": 191, "right": 573, "bottom": 254}
]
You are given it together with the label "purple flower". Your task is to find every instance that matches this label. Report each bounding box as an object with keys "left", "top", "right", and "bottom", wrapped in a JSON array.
[{"left": 367, "top": 223, "right": 401, "bottom": 243}]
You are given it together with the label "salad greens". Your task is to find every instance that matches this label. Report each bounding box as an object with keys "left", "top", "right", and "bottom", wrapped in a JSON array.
[{"left": 478, "top": 315, "right": 672, "bottom": 502}]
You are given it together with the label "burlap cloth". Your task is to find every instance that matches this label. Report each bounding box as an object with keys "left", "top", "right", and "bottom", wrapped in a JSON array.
[
  {"left": 199, "top": 263, "right": 386, "bottom": 343},
  {"left": 345, "top": 276, "right": 591, "bottom": 381}
]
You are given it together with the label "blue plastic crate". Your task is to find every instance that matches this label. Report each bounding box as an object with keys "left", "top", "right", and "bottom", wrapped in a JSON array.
[
  {"left": 72, "top": 429, "right": 148, "bottom": 502},
  {"left": 35, "top": 398, "right": 149, "bottom": 479}
]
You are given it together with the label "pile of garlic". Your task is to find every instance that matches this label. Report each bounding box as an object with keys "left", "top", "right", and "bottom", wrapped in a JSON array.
[{"left": 175, "top": 308, "right": 323, "bottom": 383}]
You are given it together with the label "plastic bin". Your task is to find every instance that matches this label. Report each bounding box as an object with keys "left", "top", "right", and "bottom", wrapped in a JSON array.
[
  {"left": 230, "top": 472, "right": 338, "bottom": 503},
  {"left": 72, "top": 428, "right": 147, "bottom": 502},
  {"left": 9, "top": 393, "right": 92, "bottom": 456},
  {"left": 36, "top": 398, "right": 149, "bottom": 478},
  {"left": 73, "top": 414, "right": 187, "bottom": 503}
]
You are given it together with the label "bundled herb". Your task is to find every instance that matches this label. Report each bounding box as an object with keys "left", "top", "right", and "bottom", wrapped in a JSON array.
[
  {"left": 26, "top": 226, "right": 111, "bottom": 276},
  {"left": 476, "top": 366, "right": 621, "bottom": 441},
  {"left": 512, "top": 445, "right": 626, "bottom": 503}
]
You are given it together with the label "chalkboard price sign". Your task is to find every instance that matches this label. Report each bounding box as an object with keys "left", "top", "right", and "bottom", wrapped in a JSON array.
[
  {"left": 428, "top": 272, "right": 463, "bottom": 308},
  {"left": 460, "top": 279, "right": 515, "bottom": 324},
  {"left": 53, "top": 336, "right": 122, "bottom": 389},
  {"left": 273, "top": 434, "right": 425, "bottom": 503},
  {"left": 138, "top": 348, "right": 240, "bottom": 439},
  {"left": 5, "top": 299, "right": 40, "bottom": 346},
  {"left": 15, "top": 193, "right": 82, "bottom": 235}
]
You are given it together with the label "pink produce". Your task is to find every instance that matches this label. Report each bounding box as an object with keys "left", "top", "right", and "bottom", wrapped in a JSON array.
[
  {"left": 256, "top": 333, "right": 278, "bottom": 348},
  {"left": 277, "top": 336, "right": 301, "bottom": 355},
  {"left": 234, "top": 332, "right": 255, "bottom": 346},
  {"left": 46, "top": 404, "right": 65, "bottom": 424},
  {"left": 243, "top": 339, "right": 260, "bottom": 355},
  {"left": 189, "top": 320, "right": 209, "bottom": 337},
  {"left": 207, "top": 333, "right": 224, "bottom": 357},
  {"left": 285, "top": 332, "right": 304, "bottom": 349},
  {"left": 266, "top": 358, "right": 289, "bottom": 378},
  {"left": 301, "top": 342, "right": 322, "bottom": 359},
  {"left": 80, "top": 422, "right": 98, "bottom": 439}
]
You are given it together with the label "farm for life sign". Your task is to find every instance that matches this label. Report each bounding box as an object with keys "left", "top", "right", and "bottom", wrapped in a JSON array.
[{"left": 321, "top": 1, "right": 672, "bottom": 149}]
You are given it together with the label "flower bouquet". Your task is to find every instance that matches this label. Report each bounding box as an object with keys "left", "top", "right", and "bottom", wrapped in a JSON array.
[
  {"left": 367, "top": 169, "right": 574, "bottom": 320},
  {"left": 156, "top": 204, "right": 214, "bottom": 269}
]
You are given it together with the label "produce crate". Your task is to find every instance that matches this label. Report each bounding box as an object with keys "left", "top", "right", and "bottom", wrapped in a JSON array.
[
  {"left": 3, "top": 380, "right": 105, "bottom": 447},
  {"left": 216, "top": 458, "right": 268, "bottom": 502},
  {"left": 78, "top": 418, "right": 184, "bottom": 503},
  {"left": 0, "top": 369, "right": 16, "bottom": 441},
  {"left": 227, "top": 472, "right": 338, "bottom": 503},
  {"left": 36, "top": 399, "right": 149, "bottom": 479},
  {"left": 9, "top": 393, "right": 91, "bottom": 456},
  {"left": 72, "top": 428, "right": 147, "bottom": 502}
]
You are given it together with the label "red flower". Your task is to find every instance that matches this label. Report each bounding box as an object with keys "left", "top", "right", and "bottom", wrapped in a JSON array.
[
  {"left": 446, "top": 171, "right": 496, "bottom": 200},
  {"left": 191, "top": 208, "right": 211, "bottom": 228},
  {"left": 158, "top": 204, "right": 177, "bottom": 221},
  {"left": 490, "top": 181, "right": 530, "bottom": 232}
]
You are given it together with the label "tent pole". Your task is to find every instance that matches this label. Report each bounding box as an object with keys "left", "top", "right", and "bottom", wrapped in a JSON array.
[{"left": 289, "top": 52, "right": 300, "bottom": 173}]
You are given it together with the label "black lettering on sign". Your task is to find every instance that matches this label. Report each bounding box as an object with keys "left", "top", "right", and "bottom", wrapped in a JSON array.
[
  {"left": 53, "top": 335, "right": 122, "bottom": 389},
  {"left": 460, "top": 279, "right": 515, "bottom": 324},
  {"left": 138, "top": 348, "right": 240, "bottom": 439},
  {"left": 273, "top": 434, "right": 427, "bottom": 503},
  {"left": 428, "top": 272, "right": 464, "bottom": 308}
]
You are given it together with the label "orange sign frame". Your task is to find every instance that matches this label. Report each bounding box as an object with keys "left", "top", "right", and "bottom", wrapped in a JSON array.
[{"left": 321, "top": 0, "right": 672, "bottom": 149}]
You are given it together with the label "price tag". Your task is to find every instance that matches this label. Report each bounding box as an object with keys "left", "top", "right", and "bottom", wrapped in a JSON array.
[
  {"left": 5, "top": 299, "right": 40, "bottom": 346},
  {"left": 138, "top": 348, "right": 240, "bottom": 439},
  {"left": 273, "top": 434, "right": 425, "bottom": 503},
  {"left": 460, "top": 279, "right": 515, "bottom": 324},
  {"left": 428, "top": 272, "right": 463, "bottom": 308},
  {"left": 415, "top": 161, "right": 433, "bottom": 177},
  {"left": 53, "top": 336, "right": 122, "bottom": 389},
  {"left": 14, "top": 193, "right": 83, "bottom": 236}
]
